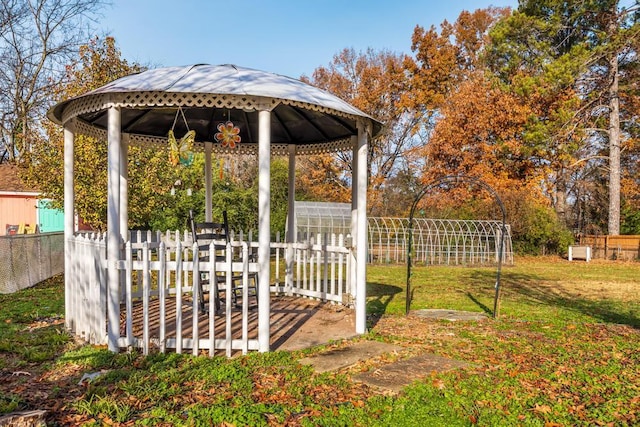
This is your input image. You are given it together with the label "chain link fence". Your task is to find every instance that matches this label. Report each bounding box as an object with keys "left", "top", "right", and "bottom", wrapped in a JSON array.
[{"left": 0, "top": 232, "right": 64, "bottom": 294}]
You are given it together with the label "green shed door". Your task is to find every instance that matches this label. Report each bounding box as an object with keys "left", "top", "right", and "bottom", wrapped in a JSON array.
[{"left": 37, "top": 199, "right": 64, "bottom": 233}]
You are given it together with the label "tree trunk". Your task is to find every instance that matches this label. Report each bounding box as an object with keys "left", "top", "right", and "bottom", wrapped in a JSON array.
[
  {"left": 555, "top": 169, "right": 568, "bottom": 224},
  {"left": 607, "top": 20, "right": 621, "bottom": 236}
]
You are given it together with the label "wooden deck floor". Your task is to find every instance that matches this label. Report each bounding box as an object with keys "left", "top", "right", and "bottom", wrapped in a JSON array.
[{"left": 122, "top": 296, "right": 356, "bottom": 353}]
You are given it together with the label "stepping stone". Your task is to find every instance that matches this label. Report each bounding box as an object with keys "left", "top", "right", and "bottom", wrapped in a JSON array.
[
  {"left": 0, "top": 410, "right": 47, "bottom": 427},
  {"left": 353, "top": 353, "right": 471, "bottom": 393},
  {"left": 299, "top": 341, "right": 402, "bottom": 373}
]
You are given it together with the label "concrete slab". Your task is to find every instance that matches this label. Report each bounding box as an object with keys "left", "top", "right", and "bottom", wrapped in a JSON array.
[
  {"left": 298, "top": 341, "right": 403, "bottom": 373},
  {"left": 412, "top": 309, "right": 489, "bottom": 322},
  {"left": 353, "top": 353, "right": 471, "bottom": 393},
  {"left": 272, "top": 301, "right": 357, "bottom": 351}
]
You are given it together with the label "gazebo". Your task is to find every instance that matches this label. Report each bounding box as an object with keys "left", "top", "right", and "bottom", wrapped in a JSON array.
[{"left": 48, "top": 64, "right": 382, "bottom": 355}]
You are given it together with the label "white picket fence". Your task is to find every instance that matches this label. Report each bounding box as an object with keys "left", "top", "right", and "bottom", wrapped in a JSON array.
[
  {"left": 66, "top": 233, "right": 107, "bottom": 345},
  {"left": 271, "top": 233, "right": 351, "bottom": 304},
  {"left": 65, "top": 231, "right": 352, "bottom": 355}
]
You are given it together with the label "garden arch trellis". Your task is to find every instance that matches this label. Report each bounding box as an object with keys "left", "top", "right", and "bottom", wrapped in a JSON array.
[
  {"left": 405, "top": 176, "right": 508, "bottom": 318},
  {"left": 49, "top": 64, "right": 382, "bottom": 354}
]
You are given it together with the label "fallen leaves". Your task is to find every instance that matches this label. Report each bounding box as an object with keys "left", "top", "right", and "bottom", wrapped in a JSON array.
[
  {"left": 371, "top": 314, "right": 640, "bottom": 426},
  {"left": 532, "top": 403, "right": 552, "bottom": 414},
  {"left": 25, "top": 316, "right": 65, "bottom": 331}
]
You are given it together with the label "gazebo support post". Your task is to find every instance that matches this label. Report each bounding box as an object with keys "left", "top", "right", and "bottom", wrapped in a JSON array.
[
  {"left": 350, "top": 135, "right": 358, "bottom": 306},
  {"left": 356, "top": 121, "right": 368, "bottom": 334},
  {"left": 285, "top": 144, "right": 296, "bottom": 294},
  {"left": 63, "top": 123, "right": 74, "bottom": 330},
  {"left": 119, "top": 134, "right": 129, "bottom": 332},
  {"left": 120, "top": 134, "right": 128, "bottom": 245},
  {"left": 258, "top": 108, "right": 271, "bottom": 352},
  {"left": 204, "top": 141, "right": 212, "bottom": 222},
  {"left": 107, "top": 106, "right": 122, "bottom": 352}
]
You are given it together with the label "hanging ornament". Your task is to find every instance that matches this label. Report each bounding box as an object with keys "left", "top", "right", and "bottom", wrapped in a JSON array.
[
  {"left": 168, "top": 129, "right": 195, "bottom": 166},
  {"left": 215, "top": 121, "right": 241, "bottom": 148},
  {"left": 215, "top": 111, "right": 241, "bottom": 148},
  {"left": 168, "top": 107, "right": 195, "bottom": 167}
]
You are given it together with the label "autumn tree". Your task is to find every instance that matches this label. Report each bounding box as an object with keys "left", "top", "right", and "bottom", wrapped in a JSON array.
[
  {"left": 302, "top": 48, "right": 421, "bottom": 216},
  {"left": 404, "top": 7, "right": 578, "bottom": 253},
  {"left": 422, "top": 72, "right": 575, "bottom": 252},
  {"left": 405, "top": 10, "right": 528, "bottom": 202},
  {"left": 0, "top": 0, "right": 107, "bottom": 164},
  {"left": 21, "top": 36, "right": 184, "bottom": 231},
  {"left": 405, "top": 7, "right": 514, "bottom": 188},
  {"left": 422, "top": 74, "right": 533, "bottom": 187},
  {"left": 405, "top": 8, "right": 511, "bottom": 112},
  {"left": 487, "top": 0, "right": 640, "bottom": 235}
]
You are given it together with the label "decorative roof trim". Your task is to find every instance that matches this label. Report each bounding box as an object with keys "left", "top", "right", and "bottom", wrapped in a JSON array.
[
  {"left": 73, "top": 118, "right": 353, "bottom": 155},
  {"left": 60, "top": 91, "right": 362, "bottom": 127}
]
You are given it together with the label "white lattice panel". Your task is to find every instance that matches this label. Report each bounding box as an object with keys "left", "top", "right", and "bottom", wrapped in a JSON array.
[
  {"left": 71, "top": 112, "right": 356, "bottom": 155},
  {"left": 61, "top": 92, "right": 358, "bottom": 127}
]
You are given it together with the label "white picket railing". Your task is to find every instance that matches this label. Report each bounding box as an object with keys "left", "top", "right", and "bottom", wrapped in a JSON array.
[
  {"left": 271, "top": 233, "right": 351, "bottom": 304},
  {"left": 120, "top": 238, "right": 259, "bottom": 356},
  {"left": 65, "top": 230, "right": 352, "bottom": 355},
  {"left": 66, "top": 233, "right": 107, "bottom": 345}
]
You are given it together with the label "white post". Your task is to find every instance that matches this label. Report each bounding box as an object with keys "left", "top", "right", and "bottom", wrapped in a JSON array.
[
  {"left": 119, "top": 134, "right": 129, "bottom": 329},
  {"left": 356, "top": 121, "right": 368, "bottom": 334},
  {"left": 286, "top": 144, "right": 296, "bottom": 291},
  {"left": 107, "top": 106, "right": 122, "bottom": 352},
  {"left": 120, "top": 134, "right": 128, "bottom": 243},
  {"left": 258, "top": 108, "right": 271, "bottom": 352},
  {"left": 350, "top": 135, "right": 358, "bottom": 305},
  {"left": 63, "top": 123, "right": 74, "bottom": 330},
  {"left": 204, "top": 141, "right": 212, "bottom": 222}
]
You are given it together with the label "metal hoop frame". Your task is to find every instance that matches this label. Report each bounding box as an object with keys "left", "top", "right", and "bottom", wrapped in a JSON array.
[{"left": 405, "top": 175, "right": 507, "bottom": 318}]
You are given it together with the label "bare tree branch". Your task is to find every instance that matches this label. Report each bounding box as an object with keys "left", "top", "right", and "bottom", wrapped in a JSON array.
[{"left": 0, "top": 0, "right": 107, "bottom": 163}]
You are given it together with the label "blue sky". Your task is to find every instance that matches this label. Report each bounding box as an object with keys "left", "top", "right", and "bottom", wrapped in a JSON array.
[{"left": 101, "top": 1, "right": 518, "bottom": 79}]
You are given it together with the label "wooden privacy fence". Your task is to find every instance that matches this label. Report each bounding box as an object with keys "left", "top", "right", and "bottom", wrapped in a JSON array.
[
  {"left": 578, "top": 235, "right": 640, "bottom": 260},
  {"left": 66, "top": 231, "right": 351, "bottom": 356}
]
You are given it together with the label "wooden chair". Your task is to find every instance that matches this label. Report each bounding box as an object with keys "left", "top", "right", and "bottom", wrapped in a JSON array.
[
  {"left": 231, "top": 245, "right": 259, "bottom": 310},
  {"left": 190, "top": 211, "right": 257, "bottom": 313}
]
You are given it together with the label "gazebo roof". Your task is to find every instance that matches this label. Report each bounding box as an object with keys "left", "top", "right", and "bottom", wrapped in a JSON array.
[{"left": 49, "top": 64, "right": 383, "bottom": 155}]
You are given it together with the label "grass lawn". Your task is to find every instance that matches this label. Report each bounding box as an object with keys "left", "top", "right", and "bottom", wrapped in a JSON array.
[{"left": 1, "top": 257, "right": 638, "bottom": 426}]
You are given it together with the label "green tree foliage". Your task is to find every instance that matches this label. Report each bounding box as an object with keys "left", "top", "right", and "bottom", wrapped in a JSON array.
[
  {"left": 486, "top": 0, "right": 640, "bottom": 234},
  {"left": 152, "top": 155, "right": 291, "bottom": 238},
  {"left": 21, "top": 36, "right": 182, "bottom": 231}
]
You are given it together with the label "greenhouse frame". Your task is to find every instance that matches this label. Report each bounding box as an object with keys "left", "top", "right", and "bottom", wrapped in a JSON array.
[{"left": 292, "top": 202, "right": 513, "bottom": 266}]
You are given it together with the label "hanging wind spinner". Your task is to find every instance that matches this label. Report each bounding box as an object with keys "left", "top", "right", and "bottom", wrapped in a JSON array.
[
  {"left": 214, "top": 115, "right": 241, "bottom": 148},
  {"left": 168, "top": 129, "right": 195, "bottom": 166},
  {"left": 168, "top": 107, "right": 195, "bottom": 167}
]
